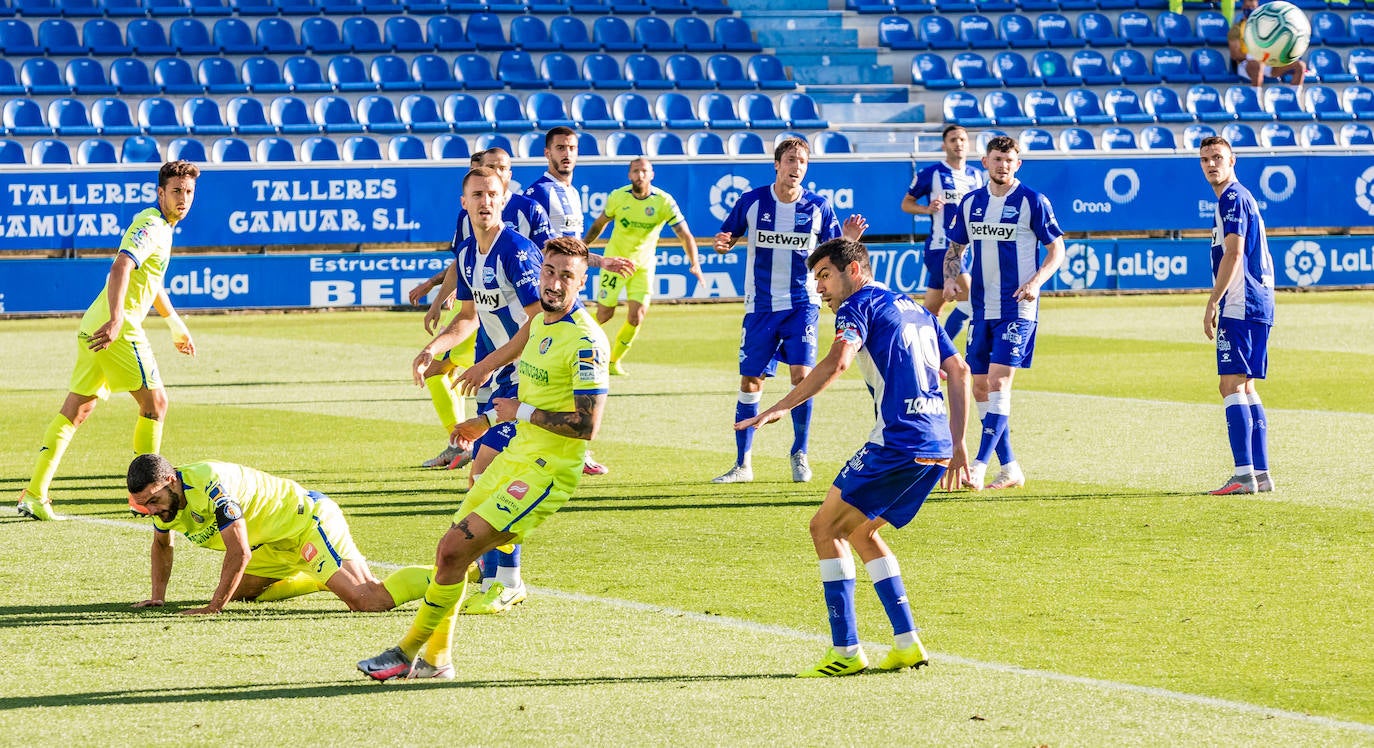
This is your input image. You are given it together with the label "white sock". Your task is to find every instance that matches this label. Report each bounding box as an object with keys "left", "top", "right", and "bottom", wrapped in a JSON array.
[
  {"left": 495, "top": 564, "right": 521, "bottom": 588},
  {"left": 895, "top": 631, "right": 918, "bottom": 649}
]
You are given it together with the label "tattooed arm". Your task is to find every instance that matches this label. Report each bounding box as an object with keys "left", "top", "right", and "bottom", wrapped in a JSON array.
[
  {"left": 942, "top": 242, "right": 967, "bottom": 303},
  {"left": 491, "top": 393, "right": 607, "bottom": 441}
]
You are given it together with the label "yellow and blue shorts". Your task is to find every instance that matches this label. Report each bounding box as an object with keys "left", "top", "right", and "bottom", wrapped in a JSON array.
[
  {"left": 245, "top": 494, "right": 362, "bottom": 585},
  {"left": 69, "top": 331, "right": 162, "bottom": 398},
  {"left": 596, "top": 263, "right": 654, "bottom": 307},
  {"left": 452, "top": 450, "right": 579, "bottom": 544}
]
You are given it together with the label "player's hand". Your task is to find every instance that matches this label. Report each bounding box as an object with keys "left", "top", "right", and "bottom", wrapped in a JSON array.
[
  {"left": 928, "top": 197, "right": 945, "bottom": 215},
  {"left": 943, "top": 278, "right": 960, "bottom": 304},
  {"left": 713, "top": 232, "right": 733, "bottom": 254},
  {"left": 180, "top": 605, "right": 221, "bottom": 616},
  {"left": 454, "top": 417, "right": 489, "bottom": 443},
  {"left": 173, "top": 335, "right": 196, "bottom": 357},
  {"left": 423, "top": 304, "right": 445, "bottom": 335},
  {"left": 941, "top": 447, "right": 970, "bottom": 491},
  {"left": 455, "top": 363, "right": 492, "bottom": 396},
  {"left": 132, "top": 599, "right": 164, "bottom": 608},
  {"left": 491, "top": 397, "right": 519, "bottom": 423},
  {"left": 735, "top": 408, "right": 785, "bottom": 431},
  {"left": 87, "top": 319, "right": 121, "bottom": 351},
  {"left": 412, "top": 349, "right": 435, "bottom": 386},
  {"left": 1014, "top": 281, "right": 1042, "bottom": 303},
  {"left": 1203, "top": 301, "right": 1218, "bottom": 341},
  {"left": 842, "top": 214, "right": 869, "bottom": 241},
  {"left": 689, "top": 262, "right": 705, "bottom": 287},
  {"left": 407, "top": 279, "right": 435, "bottom": 306}
]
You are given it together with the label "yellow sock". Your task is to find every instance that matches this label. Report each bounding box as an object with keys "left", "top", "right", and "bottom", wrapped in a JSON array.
[
  {"left": 611, "top": 321, "right": 640, "bottom": 363},
  {"left": 254, "top": 572, "right": 329, "bottom": 602},
  {"left": 27, "top": 414, "right": 77, "bottom": 499},
  {"left": 132, "top": 416, "right": 162, "bottom": 454},
  {"left": 422, "top": 607, "right": 458, "bottom": 668},
  {"left": 381, "top": 565, "right": 433, "bottom": 607},
  {"left": 397, "top": 579, "right": 466, "bottom": 660},
  {"left": 426, "top": 374, "right": 461, "bottom": 434}
]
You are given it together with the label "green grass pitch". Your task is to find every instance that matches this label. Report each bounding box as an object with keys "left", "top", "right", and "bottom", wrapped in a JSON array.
[{"left": 1, "top": 291, "right": 1372, "bottom": 745}]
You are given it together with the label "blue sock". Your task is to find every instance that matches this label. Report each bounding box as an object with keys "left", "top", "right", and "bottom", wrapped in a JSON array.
[
  {"left": 498, "top": 545, "right": 520, "bottom": 568},
  {"left": 990, "top": 391, "right": 1014, "bottom": 465},
  {"left": 819, "top": 557, "right": 858, "bottom": 649},
  {"left": 1249, "top": 397, "right": 1269, "bottom": 472},
  {"left": 790, "top": 397, "right": 811, "bottom": 455},
  {"left": 944, "top": 304, "right": 969, "bottom": 340},
  {"left": 1224, "top": 393, "right": 1254, "bottom": 472},
  {"left": 480, "top": 549, "right": 500, "bottom": 581},
  {"left": 734, "top": 391, "right": 761, "bottom": 467},
  {"left": 867, "top": 556, "right": 915, "bottom": 637}
]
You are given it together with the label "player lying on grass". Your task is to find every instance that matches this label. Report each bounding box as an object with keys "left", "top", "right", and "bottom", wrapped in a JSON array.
[
  {"left": 738, "top": 238, "right": 971, "bottom": 677},
  {"left": 126, "top": 454, "right": 433, "bottom": 615}
]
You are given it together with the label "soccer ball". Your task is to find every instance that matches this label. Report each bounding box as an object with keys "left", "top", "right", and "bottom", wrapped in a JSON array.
[{"left": 1243, "top": 1, "right": 1311, "bottom": 67}]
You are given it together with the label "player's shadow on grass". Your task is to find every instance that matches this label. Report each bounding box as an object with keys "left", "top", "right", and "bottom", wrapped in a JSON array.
[
  {"left": 0, "top": 603, "right": 404, "bottom": 629},
  {"left": 0, "top": 673, "right": 794, "bottom": 711}
]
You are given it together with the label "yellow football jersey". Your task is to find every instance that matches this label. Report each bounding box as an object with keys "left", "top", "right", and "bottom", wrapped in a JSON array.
[
  {"left": 601, "top": 185, "right": 685, "bottom": 266},
  {"left": 79, "top": 207, "right": 174, "bottom": 343},
  {"left": 507, "top": 304, "right": 610, "bottom": 471},
  {"left": 153, "top": 461, "right": 315, "bottom": 550}
]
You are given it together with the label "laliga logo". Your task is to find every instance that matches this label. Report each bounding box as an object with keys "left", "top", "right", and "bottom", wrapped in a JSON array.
[
  {"left": 1284, "top": 240, "right": 1325, "bottom": 287},
  {"left": 709, "top": 174, "right": 751, "bottom": 221},
  {"left": 1356, "top": 166, "right": 1374, "bottom": 216},
  {"left": 1057, "top": 243, "right": 1100, "bottom": 289},
  {"left": 1258, "top": 166, "right": 1296, "bottom": 202}
]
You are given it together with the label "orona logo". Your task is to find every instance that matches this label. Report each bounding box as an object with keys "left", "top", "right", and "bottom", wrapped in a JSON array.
[
  {"left": 1284, "top": 240, "right": 1325, "bottom": 286},
  {"left": 1103, "top": 168, "right": 1140, "bottom": 204},
  {"left": 709, "top": 174, "right": 751, "bottom": 221},
  {"left": 1356, "top": 166, "right": 1374, "bottom": 216},
  {"left": 1058, "top": 243, "right": 1100, "bottom": 289},
  {"left": 1258, "top": 165, "right": 1296, "bottom": 202}
]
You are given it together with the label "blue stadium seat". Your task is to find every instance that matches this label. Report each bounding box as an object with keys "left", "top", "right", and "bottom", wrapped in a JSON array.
[
  {"left": 1036, "top": 12, "right": 1075, "bottom": 47},
  {"left": 92, "top": 97, "right": 140, "bottom": 135},
  {"left": 493, "top": 50, "right": 543, "bottom": 89},
  {"left": 583, "top": 53, "right": 631, "bottom": 88},
  {"left": 572, "top": 91, "right": 619, "bottom": 128},
  {"left": 188, "top": 0, "right": 233, "bottom": 14},
  {"left": 258, "top": 17, "right": 303, "bottom": 53},
  {"left": 636, "top": 15, "right": 677, "bottom": 51},
  {"left": 1071, "top": 49, "right": 1121, "bottom": 85},
  {"left": 1023, "top": 89, "right": 1072, "bottom": 125},
  {"left": 593, "top": 15, "right": 636, "bottom": 51},
  {"left": 1225, "top": 85, "right": 1271, "bottom": 121},
  {"left": 1261, "top": 122, "right": 1295, "bottom": 147},
  {"left": 301, "top": 18, "right": 348, "bottom": 54},
  {"left": 664, "top": 53, "right": 712, "bottom": 89},
  {"left": 1340, "top": 121, "right": 1373, "bottom": 145},
  {"left": 0, "top": 60, "right": 18, "bottom": 97},
  {"left": 320, "top": 0, "right": 363, "bottom": 12},
  {"left": 211, "top": 137, "right": 253, "bottom": 162},
  {"left": 1140, "top": 124, "right": 1177, "bottom": 149},
  {"left": 999, "top": 14, "right": 1042, "bottom": 49},
  {"left": 540, "top": 53, "right": 585, "bottom": 88},
  {"left": 549, "top": 15, "right": 597, "bottom": 51},
  {"left": 656, "top": 91, "right": 706, "bottom": 127},
  {"left": 706, "top": 53, "right": 753, "bottom": 89},
  {"left": 951, "top": 52, "right": 999, "bottom": 87},
  {"left": 316, "top": 95, "right": 364, "bottom": 133},
  {"left": 1079, "top": 12, "right": 1125, "bottom": 46},
  {"left": 1101, "top": 126, "right": 1137, "bottom": 149},
  {"left": 647, "top": 131, "right": 685, "bottom": 155},
  {"left": 879, "top": 16, "right": 922, "bottom": 49},
  {"left": 343, "top": 17, "right": 387, "bottom": 53},
  {"left": 913, "top": 52, "right": 958, "bottom": 88},
  {"left": 84, "top": 19, "right": 132, "bottom": 55},
  {"left": 1300, "top": 122, "right": 1336, "bottom": 147},
  {"left": 1065, "top": 88, "right": 1113, "bottom": 125},
  {"left": 625, "top": 53, "right": 672, "bottom": 89},
  {"left": 384, "top": 15, "right": 429, "bottom": 52},
  {"left": 167, "top": 136, "right": 207, "bottom": 162},
  {"left": 21, "top": 58, "right": 66, "bottom": 95},
  {"left": 674, "top": 16, "right": 721, "bottom": 52},
  {"left": 283, "top": 56, "right": 331, "bottom": 92},
  {"left": 1104, "top": 88, "right": 1153, "bottom": 124},
  {"left": 1017, "top": 127, "right": 1054, "bottom": 151},
  {"left": 257, "top": 136, "right": 297, "bottom": 161},
  {"left": 1196, "top": 10, "right": 1230, "bottom": 46},
  {"left": 226, "top": 96, "right": 275, "bottom": 135},
  {"left": 1264, "top": 86, "right": 1315, "bottom": 122},
  {"left": 465, "top": 12, "right": 511, "bottom": 49},
  {"left": 0, "top": 20, "right": 41, "bottom": 56},
  {"left": 919, "top": 15, "right": 962, "bottom": 49},
  {"left": 156, "top": 58, "right": 205, "bottom": 95},
  {"left": 1190, "top": 47, "right": 1233, "bottom": 83},
  {"left": 526, "top": 90, "right": 574, "bottom": 128},
  {"left": 212, "top": 17, "right": 257, "bottom": 54},
  {"left": 943, "top": 90, "right": 993, "bottom": 126},
  {"left": 66, "top": 59, "right": 115, "bottom": 95},
  {"left": 49, "top": 97, "right": 97, "bottom": 136},
  {"left": 1305, "top": 85, "right": 1355, "bottom": 121},
  {"left": 240, "top": 56, "right": 288, "bottom": 94},
  {"left": 443, "top": 92, "right": 490, "bottom": 132},
  {"left": 1112, "top": 48, "right": 1158, "bottom": 85},
  {"left": 62, "top": 0, "right": 103, "bottom": 16},
  {"left": 1059, "top": 127, "right": 1095, "bottom": 150},
  {"left": 39, "top": 18, "right": 84, "bottom": 54},
  {"left": 103, "top": 0, "right": 145, "bottom": 16},
  {"left": 1352, "top": 49, "right": 1374, "bottom": 83},
  {"left": 1032, "top": 50, "right": 1080, "bottom": 86},
  {"left": 426, "top": 15, "right": 472, "bottom": 52},
  {"left": 1352, "top": 12, "right": 1374, "bottom": 46},
  {"left": 1117, "top": 11, "right": 1165, "bottom": 46},
  {"left": 388, "top": 134, "right": 427, "bottom": 159},
  {"left": 33, "top": 139, "right": 73, "bottom": 164},
  {"left": 608, "top": 130, "right": 647, "bottom": 156},
  {"left": 715, "top": 16, "right": 760, "bottom": 51},
  {"left": 327, "top": 55, "right": 374, "bottom": 91},
  {"left": 473, "top": 132, "right": 512, "bottom": 154},
  {"left": 780, "top": 92, "right": 826, "bottom": 128},
  {"left": 122, "top": 134, "right": 162, "bottom": 163},
  {"left": 199, "top": 56, "right": 247, "bottom": 94},
  {"left": 1186, "top": 84, "right": 1233, "bottom": 122},
  {"left": 371, "top": 54, "right": 420, "bottom": 91},
  {"left": 236, "top": 0, "right": 279, "bottom": 13},
  {"left": 1143, "top": 86, "right": 1192, "bottom": 123},
  {"left": 182, "top": 96, "right": 230, "bottom": 134},
  {"left": 727, "top": 131, "right": 764, "bottom": 154},
  {"left": 484, "top": 91, "right": 533, "bottom": 131},
  {"left": 747, "top": 54, "right": 795, "bottom": 90},
  {"left": 358, "top": 94, "right": 406, "bottom": 133},
  {"left": 1312, "top": 10, "right": 1356, "bottom": 46},
  {"left": 613, "top": 91, "right": 661, "bottom": 128},
  {"left": 397, "top": 92, "right": 448, "bottom": 132},
  {"left": 431, "top": 133, "right": 470, "bottom": 159},
  {"left": 698, "top": 90, "right": 745, "bottom": 128},
  {"left": 687, "top": 130, "right": 725, "bottom": 155},
  {"left": 144, "top": 0, "right": 190, "bottom": 16},
  {"left": 138, "top": 96, "right": 186, "bottom": 135},
  {"left": 1221, "top": 122, "right": 1258, "bottom": 147},
  {"left": 77, "top": 137, "right": 118, "bottom": 164},
  {"left": 991, "top": 51, "right": 1037, "bottom": 86},
  {"left": 170, "top": 18, "right": 215, "bottom": 54},
  {"left": 1158, "top": 11, "right": 1201, "bottom": 46},
  {"left": 960, "top": 13, "right": 1002, "bottom": 48},
  {"left": 270, "top": 96, "right": 321, "bottom": 134},
  {"left": 1151, "top": 47, "right": 1198, "bottom": 84},
  {"left": 1181, "top": 123, "right": 1216, "bottom": 149},
  {"left": 974, "top": 128, "right": 1007, "bottom": 151},
  {"left": 109, "top": 58, "right": 156, "bottom": 95},
  {"left": 983, "top": 89, "right": 1032, "bottom": 126},
  {"left": 341, "top": 135, "right": 381, "bottom": 161},
  {"left": 510, "top": 15, "right": 556, "bottom": 50},
  {"left": 811, "top": 130, "right": 851, "bottom": 153},
  {"left": 455, "top": 53, "right": 501, "bottom": 89},
  {"left": 739, "top": 91, "right": 787, "bottom": 128},
  {"left": 1309, "top": 49, "right": 1356, "bottom": 84}
]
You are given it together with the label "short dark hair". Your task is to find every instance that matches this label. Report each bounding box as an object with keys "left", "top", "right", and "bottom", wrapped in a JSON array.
[
  {"left": 462, "top": 165, "right": 500, "bottom": 190},
  {"left": 128, "top": 453, "right": 175, "bottom": 494},
  {"left": 773, "top": 136, "right": 809, "bottom": 163},
  {"left": 543, "top": 235, "right": 589, "bottom": 261},
  {"left": 158, "top": 160, "right": 199, "bottom": 187},
  {"left": 545, "top": 126, "right": 577, "bottom": 148},
  {"left": 807, "top": 237, "right": 870, "bottom": 274},
  {"left": 468, "top": 149, "right": 485, "bottom": 167},
  {"left": 985, "top": 135, "right": 1019, "bottom": 155},
  {"left": 941, "top": 125, "right": 966, "bottom": 140},
  {"left": 1198, "top": 135, "right": 1233, "bottom": 153}
]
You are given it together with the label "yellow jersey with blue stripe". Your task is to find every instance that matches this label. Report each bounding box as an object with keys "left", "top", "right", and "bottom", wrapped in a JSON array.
[
  {"left": 601, "top": 185, "right": 685, "bottom": 266},
  {"left": 507, "top": 303, "right": 610, "bottom": 471},
  {"left": 79, "top": 207, "right": 174, "bottom": 344},
  {"left": 153, "top": 461, "right": 315, "bottom": 550}
]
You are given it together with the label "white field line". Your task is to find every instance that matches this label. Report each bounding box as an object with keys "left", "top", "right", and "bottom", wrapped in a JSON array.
[{"left": 64, "top": 513, "right": 1374, "bottom": 736}]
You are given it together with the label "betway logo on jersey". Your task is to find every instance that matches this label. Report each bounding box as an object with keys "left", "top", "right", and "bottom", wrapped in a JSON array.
[
  {"left": 755, "top": 230, "right": 811, "bottom": 250},
  {"left": 967, "top": 222, "right": 1016, "bottom": 241},
  {"left": 473, "top": 288, "right": 501, "bottom": 308}
]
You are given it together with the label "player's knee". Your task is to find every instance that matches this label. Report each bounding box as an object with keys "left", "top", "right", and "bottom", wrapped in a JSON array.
[
  {"left": 341, "top": 585, "right": 393, "bottom": 612},
  {"left": 808, "top": 512, "right": 843, "bottom": 542}
]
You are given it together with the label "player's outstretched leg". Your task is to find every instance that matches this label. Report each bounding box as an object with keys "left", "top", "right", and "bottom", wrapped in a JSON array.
[
  {"left": 865, "top": 555, "right": 929, "bottom": 671},
  {"left": 799, "top": 554, "right": 867, "bottom": 677},
  {"left": 19, "top": 411, "right": 82, "bottom": 521}
]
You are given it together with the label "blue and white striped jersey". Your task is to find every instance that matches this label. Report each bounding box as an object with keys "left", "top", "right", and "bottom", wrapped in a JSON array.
[
  {"left": 451, "top": 227, "right": 543, "bottom": 395},
  {"left": 1211, "top": 180, "right": 1275, "bottom": 325},
  {"left": 907, "top": 161, "right": 986, "bottom": 252},
  {"left": 945, "top": 180, "right": 1064, "bottom": 322},
  {"left": 834, "top": 284, "right": 957, "bottom": 458},
  {"left": 524, "top": 172, "right": 583, "bottom": 238},
  {"left": 449, "top": 192, "right": 554, "bottom": 251},
  {"left": 719, "top": 185, "right": 842, "bottom": 313}
]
